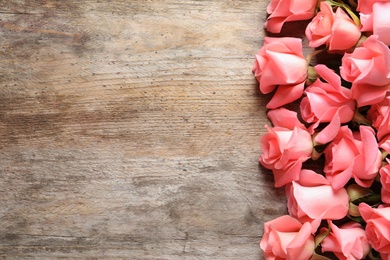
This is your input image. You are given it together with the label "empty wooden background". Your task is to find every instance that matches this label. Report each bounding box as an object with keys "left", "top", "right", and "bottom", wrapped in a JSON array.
[{"left": 0, "top": 0, "right": 288, "bottom": 259}]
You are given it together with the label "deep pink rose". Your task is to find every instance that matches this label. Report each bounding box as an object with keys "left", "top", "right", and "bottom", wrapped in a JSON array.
[
  {"left": 253, "top": 37, "right": 307, "bottom": 109},
  {"left": 300, "top": 64, "right": 355, "bottom": 144},
  {"left": 320, "top": 221, "right": 370, "bottom": 260},
  {"left": 380, "top": 162, "right": 390, "bottom": 204},
  {"left": 340, "top": 35, "right": 390, "bottom": 107},
  {"left": 260, "top": 215, "right": 315, "bottom": 260},
  {"left": 359, "top": 203, "right": 390, "bottom": 257},
  {"left": 367, "top": 95, "right": 390, "bottom": 142},
  {"left": 259, "top": 108, "right": 313, "bottom": 187},
  {"left": 323, "top": 126, "right": 382, "bottom": 189},
  {"left": 264, "top": 0, "right": 318, "bottom": 33},
  {"left": 286, "top": 169, "right": 349, "bottom": 232},
  {"left": 358, "top": 0, "right": 390, "bottom": 45},
  {"left": 305, "top": 2, "right": 361, "bottom": 51}
]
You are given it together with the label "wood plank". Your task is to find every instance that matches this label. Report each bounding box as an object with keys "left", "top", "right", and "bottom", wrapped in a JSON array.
[{"left": 0, "top": 0, "right": 287, "bottom": 258}]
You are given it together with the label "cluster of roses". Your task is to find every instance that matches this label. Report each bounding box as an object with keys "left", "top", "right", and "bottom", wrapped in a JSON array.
[{"left": 253, "top": 0, "right": 390, "bottom": 259}]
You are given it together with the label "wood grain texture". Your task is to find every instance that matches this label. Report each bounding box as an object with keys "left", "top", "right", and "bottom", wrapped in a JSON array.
[{"left": 0, "top": 0, "right": 288, "bottom": 259}]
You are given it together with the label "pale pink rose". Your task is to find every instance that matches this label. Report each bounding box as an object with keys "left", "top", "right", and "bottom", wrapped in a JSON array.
[
  {"left": 320, "top": 221, "right": 370, "bottom": 260},
  {"left": 300, "top": 64, "right": 355, "bottom": 144},
  {"left": 340, "top": 35, "right": 390, "bottom": 107},
  {"left": 286, "top": 169, "right": 349, "bottom": 232},
  {"left": 259, "top": 108, "right": 313, "bottom": 187},
  {"left": 323, "top": 126, "right": 382, "bottom": 189},
  {"left": 359, "top": 203, "right": 390, "bottom": 256},
  {"left": 305, "top": 2, "right": 361, "bottom": 51},
  {"left": 264, "top": 0, "right": 318, "bottom": 33},
  {"left": 260, "top": 215, "right": 315, "bottom": 260},
  {"left": 358, "top": 0, "right": 385, "bottom": 31},
  {"left": 367, "top": 95, "right": 390, "bottom": 142},
  {"left": 380, "top": 162, "right": 390, "bottom": 204},
  {"left": 358, "top": 0, "right": 390, "bottom": 45},
  {"left": 253, "top": 37, "right": 307, "bottom": 109}
]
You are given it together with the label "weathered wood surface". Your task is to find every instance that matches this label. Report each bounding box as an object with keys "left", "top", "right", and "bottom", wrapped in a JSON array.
[{"left": 0, "top": 0, "right": 288, "bottom": 259}]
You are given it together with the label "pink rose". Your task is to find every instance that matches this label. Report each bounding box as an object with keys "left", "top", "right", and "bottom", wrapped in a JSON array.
[
  {"left": 380, "top": 138, "right": 390, "bottom": 155},
  {"left": 358, "top": 0, "right": 390, "bottom": 45},
  {"left": 300, "top": 64, "right": 355, "bottom": 144},
  {"left": 367, "top": 95, "right": 390, "bottom": 142},
  {"left": 340, "top": 35, "right": 390, "bottom": 107},
  {"left": 260, "top": 215, "right": 315, "bottom": 260},
  {"left": 259, "top": 108, "right": 313, "bottom": 187},
  {"left": 253, "top": 37, "right": 307, "bottom": 109},
  {"left": 305, "top": 2, "right": 361, "bottom": 51},
  {"left": 359, "top": 203, "right": 390, "bottom": 257},
  {"left": 367, "top": 95, "right": 390, "bottom": 129},
  {"left": 286, "top": 169, "right": 349, "bottom": 232},
  {"left": 380, "top": 163, "right": 390, "bottom": 204},
  {"left": 323, "top": 126, "right": 382, "bottom": 189},
  {"left": 264, "top": 0, "right": 318, "bottom": 33},
  {"left": 320, "top": 221, "right": 370, "bottom": 260}
]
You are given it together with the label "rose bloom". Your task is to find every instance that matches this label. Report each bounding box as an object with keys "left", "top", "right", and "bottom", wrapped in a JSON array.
[
  {"left": 381, "top": 138, "right": 390, "bottom": 158},
  {"left": 320, "top": 221, "right": 370, "bottom": 260},
  {"left": 367, "top": 95, "right": 390, "bottom": 142},
  {"left": 260, "top": 215, "right": 315, "bottom": 260},
  {"left": 305, "top": 2, "right": 361, "bottom": 52},
  {"left": 323, "top": 125, "right": 382, "bottom": 189},
  {"left": 380, "top": 162, "right": 390, "bottom": 204},
  {"left": 359, "top": 203, "right": 390, "bottom": 258},
  {"left": 253, "top": 37, "right": 307, "bottom": 109},
  {"left": 259, "top": 108, "right": 313, "bottom": 187},
  {"left": 340, "top": 35, "right": 390, "bottom": 107},
  {"left": 300, "top": 64, "right": 355, "bottom": 143},
  {"left": 358, "top": 0, "right": 390, "bottom": 45},
  {"left": 286, "top": 169, "right": 349, "bottom": 232},
  {"left": 264, "top": 0, "right": 318, "bottom": 33}
]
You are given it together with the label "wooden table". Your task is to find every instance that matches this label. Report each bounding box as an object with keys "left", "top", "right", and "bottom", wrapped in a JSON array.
[{"left": 0, "top": 1, "right": 287, "bottom": 259}]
